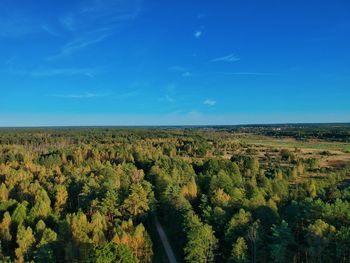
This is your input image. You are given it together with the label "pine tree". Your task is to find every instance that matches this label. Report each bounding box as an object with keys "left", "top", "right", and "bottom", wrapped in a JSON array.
[
  {"left": 122, "top": 184, "right": 149, "bottom": 217},
  {"left": 270, "top": 220, "right": 295, "bottom": 263}
]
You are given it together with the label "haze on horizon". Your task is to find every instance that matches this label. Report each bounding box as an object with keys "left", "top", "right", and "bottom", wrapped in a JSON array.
[{"left": 1, "top": 0, "right": 350, "bottom": 126}]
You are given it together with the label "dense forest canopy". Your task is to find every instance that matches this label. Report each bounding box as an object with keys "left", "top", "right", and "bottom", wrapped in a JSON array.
[{"left": 0, "top": 125, "right": 349, "bottom": 263}]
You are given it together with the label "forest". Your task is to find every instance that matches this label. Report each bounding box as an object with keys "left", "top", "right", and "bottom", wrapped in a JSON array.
[{"left": 0, "top": 126, "right": 349, "bottom": 263}]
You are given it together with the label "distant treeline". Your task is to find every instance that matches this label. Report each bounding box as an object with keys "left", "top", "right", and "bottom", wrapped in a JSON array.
[{"left": 219, "top": 124, "right": 350, "bottom": 142}]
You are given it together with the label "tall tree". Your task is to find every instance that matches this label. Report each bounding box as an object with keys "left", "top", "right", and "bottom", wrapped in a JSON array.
[
  {"left": 270, "top": 220, "right": 295, "bottom": 263},
  {"left": 230, "top": 237, "right": 248, "bottom": 263},
  {"left": 15, "top": 225, "right": 35, "bottom": 263}
]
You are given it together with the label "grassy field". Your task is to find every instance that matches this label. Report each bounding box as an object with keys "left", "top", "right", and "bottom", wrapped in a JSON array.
[{"left": 237, "top": 134, "right": 350, "bottom": 153}]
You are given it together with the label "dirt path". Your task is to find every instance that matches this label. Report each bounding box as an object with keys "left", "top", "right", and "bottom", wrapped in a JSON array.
[{"left": 154, "top": 217, "right": 178, "bottom": 263}]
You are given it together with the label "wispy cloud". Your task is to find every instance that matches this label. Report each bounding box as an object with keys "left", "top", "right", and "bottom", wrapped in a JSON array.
[
  {"left": 47, "top": 0, "right": 142, "bottom": 59},
  {"left": 169, "top": 66, "right": 193, "bottom": 77},
  {"left": 210, "top": 54, "right": 240, "bottom": 63},
  {"left": 214, "top": 72, "right": 276, "bottom": 76},
  {"left": 46, "top": 33, "right": 110, "bottom": 60},
  {"left": 194, "top": 30, "right": 202, "bottom": 39},
  {"left": 60, "top": 13, "right": 75, "bottom": 31},
  {"left": 7, "top": 67, "right": 98, "bottom": 77},
  {"left": 49, "top": 90, "right": 141, "bottom": 100},
  {"left": 42, "top": 25, "right": 61, "bottom": 37},
  {"left": 49, "top": 92, "right": 108, "bottom": 99},
  {"left": 204, "top": 99, "right": 216, "bottom": 106},
  {"left": 168, "top": 70, "right": 273, "bottom": 78}
]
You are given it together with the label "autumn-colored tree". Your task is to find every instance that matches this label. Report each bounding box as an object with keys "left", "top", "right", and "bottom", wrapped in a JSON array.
[
  {"left": 54, "top": 185, "right": 68, "bottom": 213},
  {"left": 15, "top": 225, "right": 35, "bottom": 263},
  {"left": 0, "top": 212, "right": 12, "bottom": 242},
  {"left": 0, "top": 183, "right": 9, "bottom": 202},
  {"left": 90, "top": 212, "right": 107, "bottom": 246},
  {"left": 113, "top": 220, "right": 153, "bottom": 263},
  {"left": 29, "top": 188, "right": 52, "bottom": 219}
]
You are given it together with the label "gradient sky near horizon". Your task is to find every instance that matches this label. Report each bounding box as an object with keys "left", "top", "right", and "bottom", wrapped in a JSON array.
[{"left": 0, "top": 0, "right": 350, "bottom": 126}]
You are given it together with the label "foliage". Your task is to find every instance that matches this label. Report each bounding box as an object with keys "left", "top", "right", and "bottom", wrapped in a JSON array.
[{"left": 0, "top": 127, "right": 349, "bottom": 262}]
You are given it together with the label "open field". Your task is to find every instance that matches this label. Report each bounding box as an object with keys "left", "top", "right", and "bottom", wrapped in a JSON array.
[{"left": 238, "top": 134, "right": 350, "bottom": 153}]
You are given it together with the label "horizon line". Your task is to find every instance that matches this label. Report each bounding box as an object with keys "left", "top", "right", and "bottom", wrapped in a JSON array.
[{"left": 0, "top": 122, "right": 349, "bottom": 129}]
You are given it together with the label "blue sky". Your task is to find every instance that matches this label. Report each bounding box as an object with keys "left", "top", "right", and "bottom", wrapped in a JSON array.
[{"left": 0, "top": 0, "right": 350, "bottom": 126}]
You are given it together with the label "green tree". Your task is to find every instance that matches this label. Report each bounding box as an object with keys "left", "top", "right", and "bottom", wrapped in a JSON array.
[
  {"left": 230, "top": 237, "right": 248, "bottom": 263},
  {"left": 29, "top": 188, "right": 52, "bottom": 219},
  {"left": 122, "top": 184, "right": 150, "bottom": 217},
  {"left": 335, "top": 226, "right": 350, "bottom": 261},
  {"left": 94, "top": 243, "right": 139, "bottom": 263},
  {"left": 66, "top": 211, "right": 90, "bottom": 243},
  {"left": 307, "top": 219, "right": 336, "bottom": 263},
  {"left": 225, "top": 209, "right": 252, "bottom": 243},
  {"left": 99, "top": 190, "right": 121, "bottom": 222},
  {"left": 39, "top": 228, "right": 57, "bottom": 246},
  {"left": 0, "top": 212, "right": 12, "bottom": 242},
  {"left": 270, "top": 220, "right": 295, "bottom": 263},
  {"left": 15, "top": 225, "right": 35, "bottom": 263},
  {"left": 184, "top": 213, "right": 217, "bottom": 263},
  {"left": 307, "top": 180, "right": 317, "bottom": 199},
  {"left": 34, "top": 228, "right": 57, "bottom": 263},
  {"left": 90, "top": 212, "right": 107, "bottom": 246},
  {"left": 12, "top": 202, "right": 28, "bottom": 225}
]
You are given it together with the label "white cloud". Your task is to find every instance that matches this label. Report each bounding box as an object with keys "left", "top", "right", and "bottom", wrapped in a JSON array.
[
  {"left": 204, "top": 99, "right": 216, "bottom": 106},
  {"left": 49, "top": 92, "right": 108, "bottom": 99},
  {"left": 46, "top": 33, "right": 110, "bottom": 60},
  {"left": 210, "top": 54, "right": 240, "bottom": 63},
  {"left": 7, "top": 68, "right": 98, "bottom": 77},
  {"left": 169, "top": 66, "right": 193, "bottom": 77},
  {"left": 49, "top": 90, "right": 141, "bottom": 100},
  {"left": 215, "top": 72, "right": 275, "bottom": 76},
  {"left": 48, "top": 0, "right": 142, "bottom": 59},
  {"left": 194, "top": 30, "right": 202, "bottom": 39}
]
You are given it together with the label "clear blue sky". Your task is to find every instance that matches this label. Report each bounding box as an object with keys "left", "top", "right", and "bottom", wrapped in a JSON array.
[{"left": 1, "top": 0, "right": 349, "bottom": 126}]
